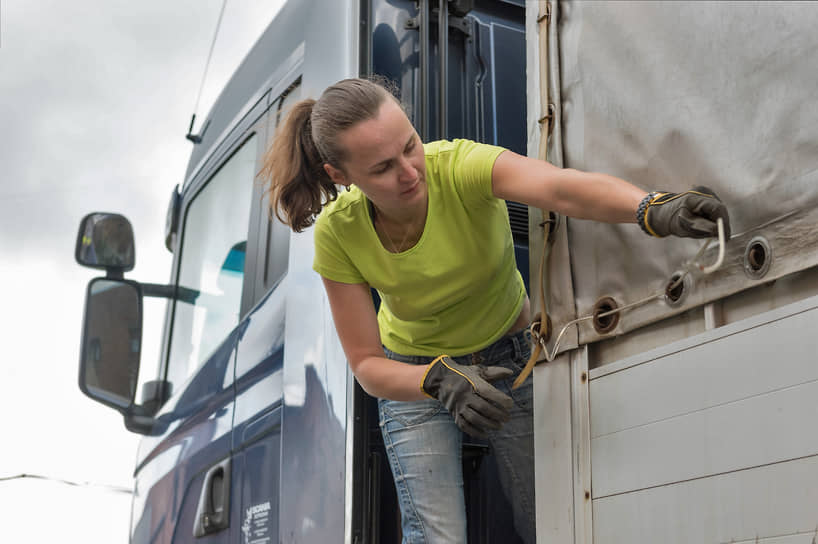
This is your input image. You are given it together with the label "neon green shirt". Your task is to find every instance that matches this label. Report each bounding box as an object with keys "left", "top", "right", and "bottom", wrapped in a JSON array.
[{"left": 313, "top": 139, "right": 526, "bottom": 357}]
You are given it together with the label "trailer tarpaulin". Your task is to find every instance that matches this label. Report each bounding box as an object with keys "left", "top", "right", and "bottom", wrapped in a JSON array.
[{"left": 535, "top": 1, "right": 818, "bottom": 348}]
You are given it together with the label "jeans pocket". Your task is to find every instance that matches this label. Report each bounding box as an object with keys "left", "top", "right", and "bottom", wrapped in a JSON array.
[{"left": 380, "top": 397, "right": 443, "bottom": 428}]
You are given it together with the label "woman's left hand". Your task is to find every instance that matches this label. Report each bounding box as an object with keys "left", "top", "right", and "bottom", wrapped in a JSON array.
[{"left": 640, "top": 186, "right": 731, "bottom": 239}]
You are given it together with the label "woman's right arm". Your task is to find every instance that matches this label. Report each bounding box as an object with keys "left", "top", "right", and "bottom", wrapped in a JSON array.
[{"left": 321, "top": 277, "right": 430, "bottom": 401}]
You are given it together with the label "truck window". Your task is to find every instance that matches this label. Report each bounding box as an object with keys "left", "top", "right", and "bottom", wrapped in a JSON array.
[
  {"left": 261, "top": 80, "right": 301, "bottom": 291},
  {"left": 166, "top": 135, "right": 258, "bottom": 391}
]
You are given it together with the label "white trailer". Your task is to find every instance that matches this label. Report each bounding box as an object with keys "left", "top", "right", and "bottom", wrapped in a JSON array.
[{"left": 527, "top": 2, "right": 818, "bottom": 543}]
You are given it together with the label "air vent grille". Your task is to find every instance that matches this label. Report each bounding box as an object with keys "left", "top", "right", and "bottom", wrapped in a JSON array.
[{"left": 506, "top": 201, "right": 529, "bottom": 245}]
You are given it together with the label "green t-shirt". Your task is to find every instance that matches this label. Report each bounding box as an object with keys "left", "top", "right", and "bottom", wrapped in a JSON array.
[{"left": 313, "top": 139, "right": 526, "bottom": 357}]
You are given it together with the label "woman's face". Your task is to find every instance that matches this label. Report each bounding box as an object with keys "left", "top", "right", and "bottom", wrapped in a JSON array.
[{"left": 324, "top": 98, "right": 427, "bottom": 216}]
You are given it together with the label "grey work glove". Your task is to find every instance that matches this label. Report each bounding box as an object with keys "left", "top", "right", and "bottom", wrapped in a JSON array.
[
  {"left": 640, "top": 186, "right": 731, "bottom": 240},
  {"left": 421, "top": 355, "right": 514, "bottom": 438}
]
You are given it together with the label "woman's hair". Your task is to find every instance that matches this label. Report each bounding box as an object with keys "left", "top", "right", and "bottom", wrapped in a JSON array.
[{"left": 259, "top": 77, "right": 399, "bottom": 232}]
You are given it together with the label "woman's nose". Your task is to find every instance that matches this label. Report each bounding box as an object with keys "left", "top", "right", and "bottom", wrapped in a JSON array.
[{"left": 397, "top": 157, "right": 417, "bottom": 182}]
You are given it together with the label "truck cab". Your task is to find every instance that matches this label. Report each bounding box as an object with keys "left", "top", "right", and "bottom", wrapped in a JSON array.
[{"left": 76, "top": 1, "right": 529, "bottom": 542}]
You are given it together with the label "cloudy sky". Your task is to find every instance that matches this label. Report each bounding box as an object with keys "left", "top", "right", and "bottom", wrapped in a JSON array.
[{"left": 0, "top": 1, "right": 282, "bottom": 541}]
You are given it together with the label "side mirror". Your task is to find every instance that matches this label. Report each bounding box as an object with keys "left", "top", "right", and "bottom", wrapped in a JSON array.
[
  {"left": 79, "top": 278, "right": 142, "bottom": 413},
  {"left": 75, "top": 213, "right": 135, "bottom": 275}
]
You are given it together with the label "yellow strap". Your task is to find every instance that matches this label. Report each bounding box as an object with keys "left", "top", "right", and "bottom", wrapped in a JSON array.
[
  {"left": 513, "top": 335, "right": 542, "bottom": 389},
  {"left": 513, "top": 2, "right": 554, "bottom": 390},
  {"left": 513, "top": 223, "right": 552, "bottom": 389}
]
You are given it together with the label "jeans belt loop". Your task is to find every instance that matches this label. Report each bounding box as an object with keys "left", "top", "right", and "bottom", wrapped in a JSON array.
[{"left": 511, "top": 332, "right": 521, "bottom": 359}]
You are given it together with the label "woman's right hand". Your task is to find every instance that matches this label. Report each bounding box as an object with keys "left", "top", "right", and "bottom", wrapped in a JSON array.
[{"left": 421, "top": 356, "right": 514, "bottom": 437}]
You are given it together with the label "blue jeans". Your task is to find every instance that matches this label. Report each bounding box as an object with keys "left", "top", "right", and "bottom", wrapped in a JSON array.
[{"left": 378, "top": 328, "right": 535, "bottom": 544}]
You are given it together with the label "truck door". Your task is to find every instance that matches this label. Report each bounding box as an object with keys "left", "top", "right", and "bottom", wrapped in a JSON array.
[
  {"left": 130, "top": 100, "right": 269, "bottom": 543},
  {"left": 229, "top": 79, "right": 300, "bottom": 544}
]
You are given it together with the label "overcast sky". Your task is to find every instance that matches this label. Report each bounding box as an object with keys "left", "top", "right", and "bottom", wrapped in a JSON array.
[{"left": 0, "top": 1, "right": 282, "bottom": 541}]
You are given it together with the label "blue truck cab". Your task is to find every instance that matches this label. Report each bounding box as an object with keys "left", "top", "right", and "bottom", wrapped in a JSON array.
[{"left": 75, "top": 1, "right": 529, "bottom": 542}]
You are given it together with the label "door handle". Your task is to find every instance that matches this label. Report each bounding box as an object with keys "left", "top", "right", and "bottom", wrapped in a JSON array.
[{"left": 193, "top": 457, "right": 231, "bottom": 537}]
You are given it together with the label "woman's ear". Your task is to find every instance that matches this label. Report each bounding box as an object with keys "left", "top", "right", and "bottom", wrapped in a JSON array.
[{"left": 324, "top": 163, "right": 349, "bottom": 187}]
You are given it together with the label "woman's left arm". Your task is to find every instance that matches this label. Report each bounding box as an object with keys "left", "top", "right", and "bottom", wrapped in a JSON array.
[
  {"left": 491, "top": 150, "right": 731, "bottom": 239},
  {"left": 491, "top": 150, "right": 646, "bottom": 223}
]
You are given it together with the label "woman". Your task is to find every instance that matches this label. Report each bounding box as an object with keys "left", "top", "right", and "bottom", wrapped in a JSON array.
[{"left": 261, "top": 78, "right": 729, "bottom": 543}]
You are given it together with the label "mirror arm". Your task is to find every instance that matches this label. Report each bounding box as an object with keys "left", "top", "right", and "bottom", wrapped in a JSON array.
[
  {"left": 123, "top": 403, "right": 172, "bottom": 436},
  {"left": 141, "top": 283, "right": 200, "bottom": 304},
  {"left": 140, "top": 379, "right": 173, "bottom": 417},
  {"left": 140, "top": 283, "right": 174, "bottom": 298},
  {"left": 123, "top": 411, "right": 161, "bottom": 435},
  {"left": 105, "top": 268, "right": 125, "bottom": 280},
  {"left": 118, "top": 384, "right": 174, "bottom": 436}
]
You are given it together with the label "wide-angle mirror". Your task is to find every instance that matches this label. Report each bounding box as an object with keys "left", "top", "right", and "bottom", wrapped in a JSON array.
[{"left": 75, "top": 213, "right": 135, "bottom": 272}]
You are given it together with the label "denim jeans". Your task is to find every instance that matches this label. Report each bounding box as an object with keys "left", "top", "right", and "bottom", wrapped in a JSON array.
[{"left": 378, "top": 328, "right": 535, "bottom": 544}]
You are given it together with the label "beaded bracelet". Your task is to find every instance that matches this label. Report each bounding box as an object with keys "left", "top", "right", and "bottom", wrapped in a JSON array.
[{"left": 636, "top": 191, "right": 662, "bottom": 236}]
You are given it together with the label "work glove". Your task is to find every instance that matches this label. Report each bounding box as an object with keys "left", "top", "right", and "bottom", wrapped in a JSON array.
[
  {"left": 421, "top": 355, "right": 514, "bottom": 438},
  {"left": 639, "top": 186, "right": 731, "bottom": 240}
]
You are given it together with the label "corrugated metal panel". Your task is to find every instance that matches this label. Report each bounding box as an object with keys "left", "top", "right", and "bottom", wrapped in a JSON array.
[
  {"left": 593, "top": 455, "right": 818, "bottom": 544},
  {"left": 589, "top": 298, "right": 818, "bottom": 437},
  {"left": 588, "top": 293, "right": 818, "bottom": 542},
  {"left": 593, "top": 380, "right": 818, "bottom": 497}
]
